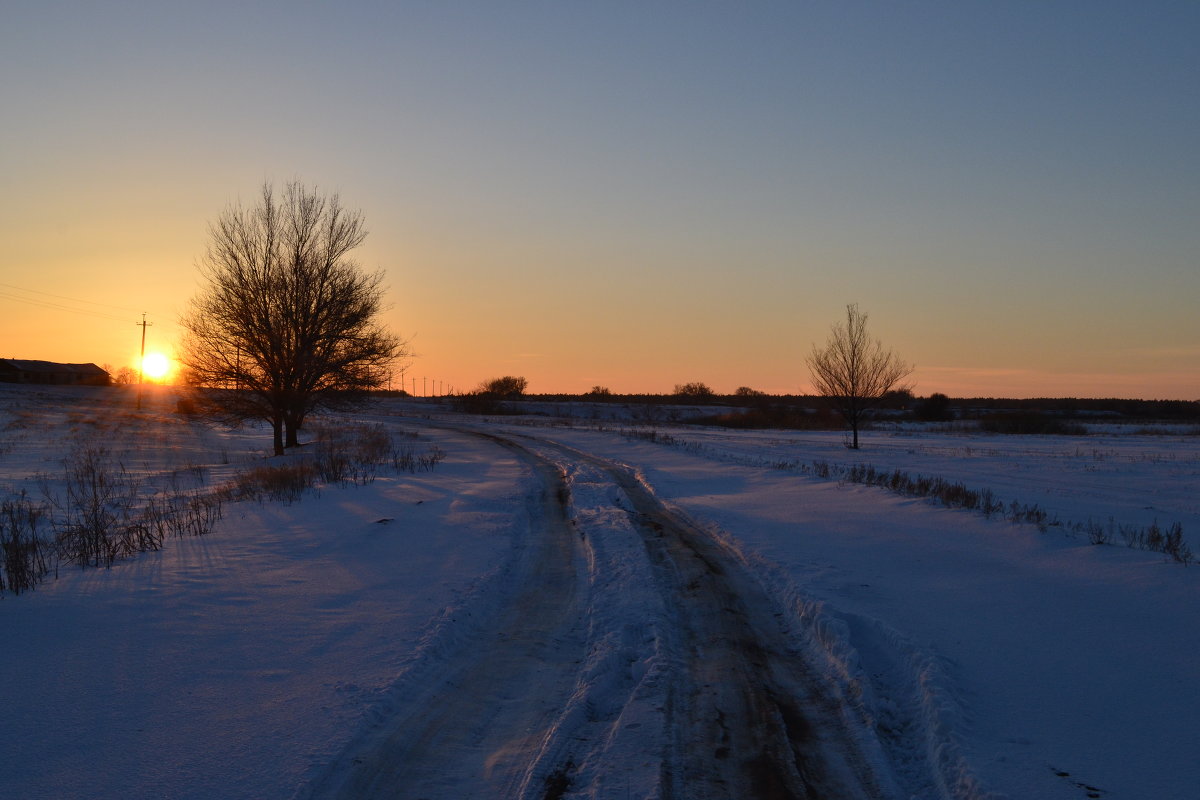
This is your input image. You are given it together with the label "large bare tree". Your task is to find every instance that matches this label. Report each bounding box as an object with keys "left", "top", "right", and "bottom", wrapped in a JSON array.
[
  {"left": 807, "top": 303, "right": 912, "bottom": 449},
  {"left": 180, "top": 181, "right": 405, "bottom": 455}
]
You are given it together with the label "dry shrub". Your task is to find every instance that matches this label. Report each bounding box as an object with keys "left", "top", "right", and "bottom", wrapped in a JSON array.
[
  {"left": 311, "top": 423, "right": 393, "bottom": 485},
  {"left": 226, "top": 462, "right": 317, "bottom": 503},
  {"left": 391, "top": 443, "right": 446, "bottom": 472},
  {"left": 1, "top": 492, "right": 54, "bottom": 595},
  {"left": 49, "top": 444, "right": 163, "bottom": 568}
]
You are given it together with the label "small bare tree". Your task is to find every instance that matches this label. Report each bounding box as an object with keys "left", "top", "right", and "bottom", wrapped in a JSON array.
[
  {"left": 674, "top": 382, "right": 715, "bottom": 399},
  {"left": 180, "top": 181, "right": 405, "bottom": 455},
  {"left": 478, "top": 376, "right": 528, "bottom": 398},
  {"left": 807, "top": 304, "right": 912, "bottom": 449},
  {"left": 112, "top": 366, "right": 139, "bottom": 386}
]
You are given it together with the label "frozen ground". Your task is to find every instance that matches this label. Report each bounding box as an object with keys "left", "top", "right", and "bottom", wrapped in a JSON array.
[
  {"left": 1, "top": 386, "right": 1197, "bottom": 799},
  {"left": 494, "top": 420, "right": 1200, "bottom": 799}
]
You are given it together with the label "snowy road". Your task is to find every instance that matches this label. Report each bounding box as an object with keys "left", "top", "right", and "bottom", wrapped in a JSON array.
[
  {"left": 6, "top": 390, "right": 1197, "bottom": 798},
  {"left": 307, "top": 431, "right": 590, "bottom": 798},
  {"left": 312, "top": 425, "right": 888, "bottom": 799},
  {"left": 544, "top": 435, "right": 888, "bottom": 799}
]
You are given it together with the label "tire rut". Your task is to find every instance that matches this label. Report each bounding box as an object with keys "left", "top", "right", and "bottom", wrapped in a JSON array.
[
  {"left": 526, "top": 434, "right": 887, "bottom": 800},
  {"left": 310, "top": 423, "right": 886, "bottom": 799},
  {"left": 307, "top": 430, "right": 588, "bottom": 799}
]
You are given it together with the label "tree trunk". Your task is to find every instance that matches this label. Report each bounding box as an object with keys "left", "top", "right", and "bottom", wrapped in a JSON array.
[
  {"left": 849, "top": 409, "right": 860, "bottom": 449},
  {"left": 284, "top": 410, "right": 303, "bottom": 448},
  {"left": 272, "top": 415, "right": 285, "bottom": 456}
]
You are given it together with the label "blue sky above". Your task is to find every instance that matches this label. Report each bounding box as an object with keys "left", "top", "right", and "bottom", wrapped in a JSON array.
[{"left": 2, "top": 1, "right": 1197, "bottom": 397}]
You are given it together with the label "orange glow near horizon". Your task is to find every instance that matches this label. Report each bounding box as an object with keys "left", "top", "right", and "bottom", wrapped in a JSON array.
[
  {"left": 0, "top": 286, "right": 1194, "bottom": 400},
  {"left": 1, "top": 6, "right": 1197, "bottom": 403}
]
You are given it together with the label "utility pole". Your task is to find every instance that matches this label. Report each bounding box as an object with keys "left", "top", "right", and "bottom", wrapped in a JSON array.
[{"left": 135, "top": 312, "right": 152, "bottom": 410}]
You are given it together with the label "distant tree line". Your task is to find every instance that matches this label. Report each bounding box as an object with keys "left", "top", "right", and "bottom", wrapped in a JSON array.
[
  {"left": 486, "top": 390, "right": 1196, "bottom": 418},
  {"left": 446, "top": 386, "right": 1197, "bottom": 433}
]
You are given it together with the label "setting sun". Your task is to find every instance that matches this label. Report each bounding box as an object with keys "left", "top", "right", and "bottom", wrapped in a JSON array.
[{"left": 141, "top": 352, "right": 171, "bottom": 381}]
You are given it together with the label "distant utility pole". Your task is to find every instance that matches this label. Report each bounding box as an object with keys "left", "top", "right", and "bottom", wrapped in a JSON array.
[
  {"left": 135, "top": 312, "right": 152, "bottom": 410},
  {"left": 423, "top": 376, "right": 427, "bottom": 397}
]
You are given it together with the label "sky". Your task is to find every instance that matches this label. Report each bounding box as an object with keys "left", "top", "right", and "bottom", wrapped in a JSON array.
[{"left": 2, "top": 1, "right": 1197, "bottom": 399}]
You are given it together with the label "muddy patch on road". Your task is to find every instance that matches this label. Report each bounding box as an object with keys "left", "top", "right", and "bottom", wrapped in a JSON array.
[{"left": 608, "top": 461, "right": 887, "bottom": 800}]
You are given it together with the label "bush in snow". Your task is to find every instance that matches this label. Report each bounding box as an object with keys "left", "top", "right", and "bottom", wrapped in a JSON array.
[
  {"left": 141, "top": 492, "right": 224, "bottom": 539},
  {"left": 310, "top": 422, "right": 446, "bottom": 483},
  {"left": 45, "top": 444, "right": 163, "bottom": 568},
  {"left": 21, "top": 443, "right": 226, "bottom": 582},
  {"left": 225, "top": 462, "right": 318, "bottom": 504},
  {"left": 311, "top": 423, "right": 392, "bottom": 485},
  {"left": 225, "top": 423, "right": 447, "bottom": 501},
  {"left": 0, "top": 492, "right": 55, "bottom": 595}
]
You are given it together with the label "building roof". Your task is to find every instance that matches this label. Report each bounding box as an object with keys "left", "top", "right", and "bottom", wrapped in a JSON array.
[{"left": 0, "top": 359, "right": 109, "bottom": 375}]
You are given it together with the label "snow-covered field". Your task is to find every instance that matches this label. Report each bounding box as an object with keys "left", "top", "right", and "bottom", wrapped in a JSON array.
[{"left": 2, "top": 385, "right": 1197, "bottom": 799}]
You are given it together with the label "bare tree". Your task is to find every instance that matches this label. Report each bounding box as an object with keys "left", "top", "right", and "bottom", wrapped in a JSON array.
[
  {"left": 112, "top": 366, "right": 139, "bottom": 386},
  {"left": 180, "top": 181, "right": 405, "bottom": 455},
  {"left": 477, "top": 376, "right": 528, "bottom": 398},
  {"left": 807, "top": 304, "right": 912, "bottom": 449},
  {"left": 674, "top": 382, "right": 715, "bottom": 399}
]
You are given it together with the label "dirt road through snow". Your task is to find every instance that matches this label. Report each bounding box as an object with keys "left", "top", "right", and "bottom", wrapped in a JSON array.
[
  {"left": 526, "top": 433, "right": 887, "bottom": 799},
  {"left": 311, "top": 424, "right": 887, "bottom": 799},
  {"left": 307, "top": 431, "right": 590, "bottom": 798}
]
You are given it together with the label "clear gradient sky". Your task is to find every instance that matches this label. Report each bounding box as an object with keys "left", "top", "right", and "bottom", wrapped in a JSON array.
[{"left": 2, "top": 1, "right": 1197, "bottom": 398}]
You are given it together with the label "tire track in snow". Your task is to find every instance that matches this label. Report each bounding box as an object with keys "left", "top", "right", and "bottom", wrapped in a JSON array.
[
  {"left": 511, "top": 432, "right": 890, "bottom": 800},
  {"left": 311, "top": 422, "right": 888, "bottom": 799},
  {"left": 306, "top": 429, "right": 590, "bottom": 799}
]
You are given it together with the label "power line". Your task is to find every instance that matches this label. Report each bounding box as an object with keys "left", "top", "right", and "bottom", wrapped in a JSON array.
[
  {"left": 0, "top": 291, "right": 133, "bottom": 324},
  {"left": 0, "top": 281, "right": 142, "bottom": 314}
]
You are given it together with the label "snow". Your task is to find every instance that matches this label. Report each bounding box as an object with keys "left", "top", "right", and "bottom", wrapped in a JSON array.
[
  {"left": 511, "top": 422, "right": 1200, "bottom": 799},
  {"left": 1, "top": 387, "right": 528, "bottom": 799},
  {"left": 2, "top": 386, "right": 1197, "bottom": 799}
]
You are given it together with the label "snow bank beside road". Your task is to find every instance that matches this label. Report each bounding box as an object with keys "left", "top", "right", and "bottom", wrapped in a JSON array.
[
  {"left": 1, "top": 419, "right": 528, "bottom": 800},
  {"left": 531, "top": 427, "right": 1200, "bottom": 799}
]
